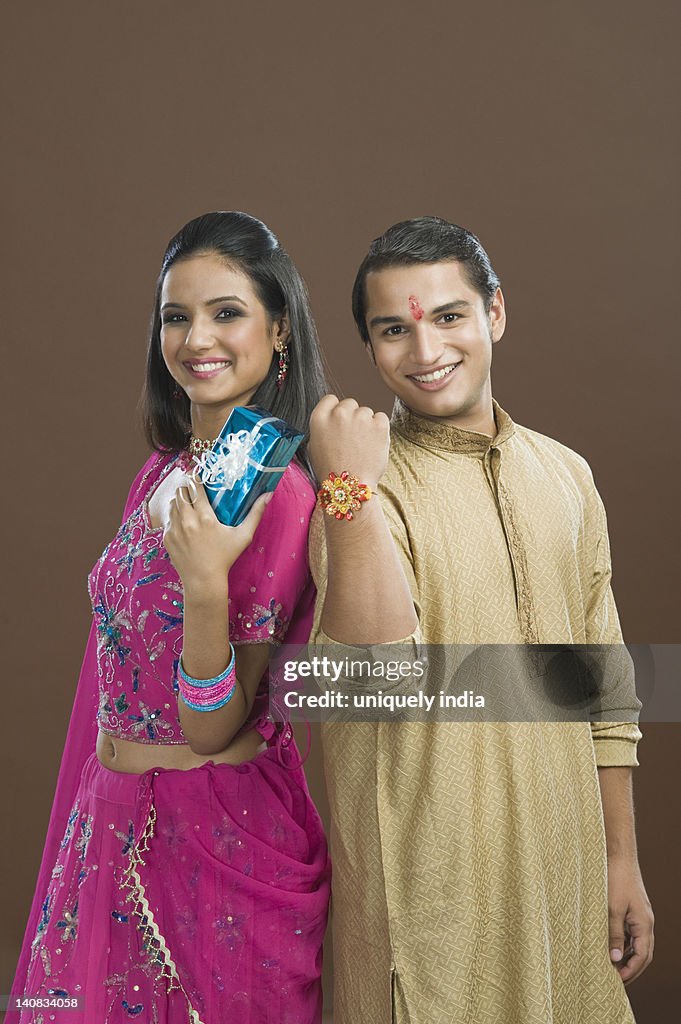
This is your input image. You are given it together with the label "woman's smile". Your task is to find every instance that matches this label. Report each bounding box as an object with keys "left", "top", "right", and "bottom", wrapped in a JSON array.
[{"left": 183, "top": 357, "right": 233, "bottom": 379}]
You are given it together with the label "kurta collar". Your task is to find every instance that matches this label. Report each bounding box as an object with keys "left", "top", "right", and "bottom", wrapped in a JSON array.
[{"left": 390, "top": 397, "right": 515, "bottom": 453}]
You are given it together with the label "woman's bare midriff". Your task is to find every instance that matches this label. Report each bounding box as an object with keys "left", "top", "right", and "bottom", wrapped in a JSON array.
[{"left": 96, "top": 728, "right": 267, "bottom": 774}]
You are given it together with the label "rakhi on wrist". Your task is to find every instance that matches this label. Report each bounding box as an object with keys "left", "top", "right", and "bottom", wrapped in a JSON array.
[{"left": 317, "top": 471, "right": 372, "bottom": 521}]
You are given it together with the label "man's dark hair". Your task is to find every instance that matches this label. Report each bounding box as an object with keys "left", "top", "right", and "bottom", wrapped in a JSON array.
[
  {"left": 351, "top": 216, "right": 501, "bottom": 343},
  {"left": 142, "top": 211, "right": 328, "bottom": 471}
]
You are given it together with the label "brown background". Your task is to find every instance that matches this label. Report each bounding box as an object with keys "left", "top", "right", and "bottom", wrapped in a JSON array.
[{"left": 1, "top": 0, "right": 679, "bottom": 1018}]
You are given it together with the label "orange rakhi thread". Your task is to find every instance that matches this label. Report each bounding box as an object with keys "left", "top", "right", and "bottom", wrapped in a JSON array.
[{"left": 317, "top": 471, "right": 372, "bottom": 521}]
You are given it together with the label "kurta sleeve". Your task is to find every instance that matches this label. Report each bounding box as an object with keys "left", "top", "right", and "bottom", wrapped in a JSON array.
[
  {"left": 227, "top": 463, "right": 316, "bottom": 645},
  {"left": 307, "top": 507, "right": 334, "bottom": 647},
  {"left": 584, "top": 480, "right": 642, "bottom": 767},
  {"left": 380, "top": 485, "right": 422, "bottom": 618}
]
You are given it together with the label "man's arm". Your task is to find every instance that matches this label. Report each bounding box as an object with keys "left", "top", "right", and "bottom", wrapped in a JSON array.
[
  {"left": 584, "top": 479, "right": 642, "bottom": 764},
  {"left": 582, "top": 471, "right": 654, "bottom": 981},
  {"left": 309, "top": 395, "right": 418, "bottom": 644},
  {"left": 597, "top": 766, "right": 654, "bottom": 983}
]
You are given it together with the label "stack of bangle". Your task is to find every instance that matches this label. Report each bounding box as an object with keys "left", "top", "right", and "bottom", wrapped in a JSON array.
[{"left": 178, "top": 645, "right": 237, "bottom": 711}]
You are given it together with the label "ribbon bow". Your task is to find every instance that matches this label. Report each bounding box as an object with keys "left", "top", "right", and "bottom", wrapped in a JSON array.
[{"left": 192, "top": 417, "right": 286, "bottom": 507}]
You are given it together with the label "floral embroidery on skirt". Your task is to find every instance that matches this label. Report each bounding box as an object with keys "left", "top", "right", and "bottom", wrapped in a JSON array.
[{"left": 20, "top": 751, "right": 330, "bottom": 1023}]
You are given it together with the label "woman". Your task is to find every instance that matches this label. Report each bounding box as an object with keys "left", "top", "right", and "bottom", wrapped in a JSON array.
[{"left": 10, "top": 212, "right": 331, "bottom": 1023}]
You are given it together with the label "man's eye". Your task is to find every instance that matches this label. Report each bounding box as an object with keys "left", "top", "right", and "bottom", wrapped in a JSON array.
[
  {"left": 384, "top": 325, "right": 405, "bottom": 337},
  {"left": 440, "top": 313, "right": 459, "bottom": 324}
]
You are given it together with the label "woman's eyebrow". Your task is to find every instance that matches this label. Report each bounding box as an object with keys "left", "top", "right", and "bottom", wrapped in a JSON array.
[{"left": 161, "top": 294, "right": 248, "bottom": 311}]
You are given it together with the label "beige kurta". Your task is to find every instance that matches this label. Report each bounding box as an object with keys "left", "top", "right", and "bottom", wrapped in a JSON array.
[{"left": 309, "top": 399, "right": 640, "bottom": 1024}]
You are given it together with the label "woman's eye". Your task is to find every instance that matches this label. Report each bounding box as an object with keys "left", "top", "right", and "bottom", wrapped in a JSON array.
[
  {"left": 161, "top": 313, "right": 187, "bottom": 325},
  {"left": 216, "top": 308, "right": 240, "bottom": 320}
]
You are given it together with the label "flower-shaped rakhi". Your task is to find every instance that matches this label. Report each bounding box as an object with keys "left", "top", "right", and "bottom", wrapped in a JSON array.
[{"left": 317, "top": 471, "right": 372, "bottom": 521}]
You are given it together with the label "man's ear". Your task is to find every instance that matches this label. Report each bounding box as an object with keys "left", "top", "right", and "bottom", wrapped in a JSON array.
[{"left": 489, "top": 287, "right": 506, "bottom": 344}]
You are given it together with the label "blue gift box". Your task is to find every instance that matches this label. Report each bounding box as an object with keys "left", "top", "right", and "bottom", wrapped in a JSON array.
[{"left": 193, "top": 406, "right": 304, "bottom": 527}]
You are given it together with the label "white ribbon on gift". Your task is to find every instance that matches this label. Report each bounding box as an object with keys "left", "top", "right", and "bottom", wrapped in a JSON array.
[{"left": 192, "top": 416, "right": 288, "bottom": 511}]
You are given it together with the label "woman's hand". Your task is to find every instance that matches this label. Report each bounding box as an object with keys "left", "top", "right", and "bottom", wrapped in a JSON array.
[{"left": 163, "top": 474, "right": 272, "bottom": 593}]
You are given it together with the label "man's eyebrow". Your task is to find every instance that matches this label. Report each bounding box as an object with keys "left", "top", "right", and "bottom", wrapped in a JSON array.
[
  {"left": 368, "top": 299, "right": 472, "bottom": 328},
  {"left": 431, "top": 299, "right": 472, "bottom": 314},
  {"left": 368, "top": 314, "right": 403, "bottom": 328},
  {"left": 160, "top": 295, "right": 247, "bottom": 311}
]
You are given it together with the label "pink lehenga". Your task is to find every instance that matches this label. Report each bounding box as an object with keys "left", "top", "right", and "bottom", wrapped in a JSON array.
[{"left": 9, "top": 452, "right": 330, "bottom": 1024}]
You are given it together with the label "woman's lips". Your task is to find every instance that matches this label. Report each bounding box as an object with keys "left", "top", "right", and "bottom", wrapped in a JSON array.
[{"left": 183, "top": 359, "right": 232, "bottom": 379}]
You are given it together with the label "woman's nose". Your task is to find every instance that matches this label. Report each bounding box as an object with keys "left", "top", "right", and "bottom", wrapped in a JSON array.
[{"left": 183, "top": 319, "right": 215, "bottom": 351}]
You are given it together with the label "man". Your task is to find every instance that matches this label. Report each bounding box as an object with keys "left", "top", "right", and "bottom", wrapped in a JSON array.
[{"left": 307, "top": 218, "right": 653, "bottom": 1023}]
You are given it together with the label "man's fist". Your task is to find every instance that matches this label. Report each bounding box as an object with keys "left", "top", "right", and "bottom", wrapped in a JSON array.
[{"left": 309, "top": 395, "right": 390, "bottom": 490}]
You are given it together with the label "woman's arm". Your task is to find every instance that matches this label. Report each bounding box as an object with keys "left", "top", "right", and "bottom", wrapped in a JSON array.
[
  {"left": 180, "top": 579, "right": 271, "bottom": 754},
  {"left": 163, "top": 476, "right": 273, "bottom": 755}
]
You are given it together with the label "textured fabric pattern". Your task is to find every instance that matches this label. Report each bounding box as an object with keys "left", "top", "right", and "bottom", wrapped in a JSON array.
[{"left": 310, "top": 399, "right": 639, "bottom": 1024}]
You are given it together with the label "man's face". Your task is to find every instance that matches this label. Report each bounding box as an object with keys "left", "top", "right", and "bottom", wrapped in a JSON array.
[{"left": 364, "top": 261, "right": 505, "bottom": 425}]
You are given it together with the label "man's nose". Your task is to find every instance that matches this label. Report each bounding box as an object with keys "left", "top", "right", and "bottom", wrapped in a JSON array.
[{"left": 409, "top": 324, "right": 444, "bottom": 365}]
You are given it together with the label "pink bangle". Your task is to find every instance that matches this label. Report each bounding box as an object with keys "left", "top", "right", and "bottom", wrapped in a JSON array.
[{"left": 178, "top": 647, "right": 237, "bottom": 711}]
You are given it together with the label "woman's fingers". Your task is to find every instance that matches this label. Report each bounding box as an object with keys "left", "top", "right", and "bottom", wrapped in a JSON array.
[
  {"left": 231, "top": 492, "right": 273, "bottom": 545},
  {"left": 174, "top": 473, "right": 209, "bottom": 515},
  {"left": 187, "top": 473, "right": 214, "bottom": 514},
  {"left": 166, "top": 472, "right": 270, "bottom": 577},
  {"left": 167, "top": 481, "right": 196, "bottom": 534}
]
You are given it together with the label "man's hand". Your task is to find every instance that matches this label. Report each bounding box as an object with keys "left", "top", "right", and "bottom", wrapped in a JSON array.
[
  {"left": 309, "top": 395, "right": 390, "bottom": 491},
  {"left": 606, "top": 855, "right": 654, "bottom": 984},
  {"left": 597, "top": 765, "right": 654, "bottom": 984}
]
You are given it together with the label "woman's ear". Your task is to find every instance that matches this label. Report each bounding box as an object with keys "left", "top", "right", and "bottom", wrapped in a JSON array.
[{"left": 273, "top": 309, "right": 291, "bottom": 349}]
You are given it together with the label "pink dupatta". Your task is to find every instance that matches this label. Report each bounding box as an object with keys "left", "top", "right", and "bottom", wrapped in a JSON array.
[{"left": 8, "top": 454, "right": 163, "bottom": 1015}]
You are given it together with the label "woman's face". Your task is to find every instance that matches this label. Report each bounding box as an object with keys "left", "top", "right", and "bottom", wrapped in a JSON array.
[{"left": 160, "top": 253, "right": 285, "bottom": 421}]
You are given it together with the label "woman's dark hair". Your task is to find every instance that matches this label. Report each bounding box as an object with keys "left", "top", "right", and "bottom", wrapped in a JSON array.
[
  {"left": 351, "top": 216, "right": 501, "bottom": 343},
  {"left": 142, "top": 211, "right": 329, "bottom": 472}
]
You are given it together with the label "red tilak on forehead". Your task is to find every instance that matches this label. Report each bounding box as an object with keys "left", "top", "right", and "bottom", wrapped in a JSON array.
[{"left": 408, "top": 295, "right": 424, "bottom": 320}]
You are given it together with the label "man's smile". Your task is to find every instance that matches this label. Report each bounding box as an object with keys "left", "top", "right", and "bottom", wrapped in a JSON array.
[{"left": 407, "top": 361, "right": 462, "bottom": 388}]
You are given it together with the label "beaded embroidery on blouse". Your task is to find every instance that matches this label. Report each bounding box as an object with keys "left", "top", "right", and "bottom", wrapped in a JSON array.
[{"left": 87, "top": 453, "right": 303, "bottom": 745}]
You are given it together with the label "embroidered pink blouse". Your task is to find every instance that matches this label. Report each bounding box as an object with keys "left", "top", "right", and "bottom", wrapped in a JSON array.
[{"left": 87, "top": 451, "right": 316, "bottom": 745}]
